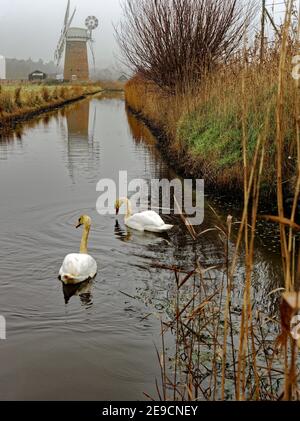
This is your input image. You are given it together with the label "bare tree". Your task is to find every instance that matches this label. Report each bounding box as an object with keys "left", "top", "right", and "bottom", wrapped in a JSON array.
[{"left": 116, "top": 0, "right": 256, "bottom": 93}]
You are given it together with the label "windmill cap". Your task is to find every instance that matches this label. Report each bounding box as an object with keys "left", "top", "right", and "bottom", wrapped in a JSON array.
[{"left": 66, "top": 27, "right": 90, "bottom": 41}]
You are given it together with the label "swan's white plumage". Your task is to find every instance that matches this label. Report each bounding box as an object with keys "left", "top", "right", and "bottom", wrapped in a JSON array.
[
  {"left": 125, "top": 210, "right": 173, "bottom": 233},
  {"left": 59, "top": 215, "right": 97, "bottom": 285},
  {"left": 59, "top": 253, "right": 97, "bottom": 285},
  {"left": 115, "top": 198, "right": 174, "bottom": 233}
]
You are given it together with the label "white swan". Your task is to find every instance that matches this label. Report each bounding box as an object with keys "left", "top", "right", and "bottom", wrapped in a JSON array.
[
  {"left": 115, "top": 198, "right": 174, "bottom": 233},
  {"left": 59, "top": 215, "right": 97, "bottom": 285}
]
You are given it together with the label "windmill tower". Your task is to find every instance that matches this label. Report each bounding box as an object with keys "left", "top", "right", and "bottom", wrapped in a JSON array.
[{"left": 55, "top": 1, "right": 99, "bottom": 81}]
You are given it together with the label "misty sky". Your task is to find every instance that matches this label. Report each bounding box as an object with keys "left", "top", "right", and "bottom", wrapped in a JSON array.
[
  {"left": 0, "top": 0, "right": 123, "bottom": 68},
  {"left": 0, "top": 0, "right": 287, "bottom": 69}
]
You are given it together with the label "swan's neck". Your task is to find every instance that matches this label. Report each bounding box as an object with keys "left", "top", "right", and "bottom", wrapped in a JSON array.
[
  {"left": 80, "top": 224, "right": 90, "bottom": 254},
  {"left": 123, "top": 198, "right": 132, "bottom": 220}
]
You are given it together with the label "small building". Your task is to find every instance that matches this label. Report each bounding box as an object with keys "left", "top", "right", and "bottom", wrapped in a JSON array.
[{"left": 28, "top": 70, "right": 47, "bottom": 81}]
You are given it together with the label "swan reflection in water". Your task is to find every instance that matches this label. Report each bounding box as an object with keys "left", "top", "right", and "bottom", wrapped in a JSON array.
[
  {"left": 114, "top": 220, "right": 172, "bottom": 247},
  {"left": 114, "top": 220, "right": 132, "bottom": 242},
  {"left": 62, "top": 279, "right": 94, "bottom": 306}
]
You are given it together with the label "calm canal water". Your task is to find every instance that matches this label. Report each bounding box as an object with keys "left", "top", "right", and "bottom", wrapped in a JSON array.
[{"left": 0, "top": 94, "right": 283, "bottom": 400}]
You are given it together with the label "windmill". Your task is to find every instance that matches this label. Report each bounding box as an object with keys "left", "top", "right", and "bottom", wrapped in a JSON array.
[{"left": 55, "top": 1, "right": 99, "bottom": 81}]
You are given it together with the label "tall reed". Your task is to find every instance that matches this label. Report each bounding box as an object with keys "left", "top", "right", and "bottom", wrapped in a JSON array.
[{"left": 128, "top": 0, "right": 300, "bottom": 401}]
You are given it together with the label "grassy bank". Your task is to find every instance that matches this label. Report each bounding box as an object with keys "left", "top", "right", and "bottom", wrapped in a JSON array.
[
  {"left": 99, "top": 80, "right": 126, "bottom": 92},
  {"left": 121, "top": 0, "right": 300, "bottom": 401},
  {"left": 125, "top": 53, "right": 297, "bottom": 198},
  {"left": 125, "top": 55, "right": 300, "bottom": 401},
  {"left": 0, "top": 83, "right": 102, "bottom": 128}
]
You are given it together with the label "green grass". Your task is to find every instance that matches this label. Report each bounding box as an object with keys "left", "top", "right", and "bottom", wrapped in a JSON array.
[
  {"left": 125, "top": 57, "right": 298, "bottom": 196},
  {"left": 178, "top": 107, "right": 243, "bottom": 168},
  {"left": 177, "top": 87, "right": 279, "bottom": 171}
]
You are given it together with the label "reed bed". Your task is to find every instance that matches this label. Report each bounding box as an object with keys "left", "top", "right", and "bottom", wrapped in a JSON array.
[
  {"left": 124, "top": 0, "right": 300, "bottom": 401},
  {"left": 0, "top": 84, "right": 101, "bottom": 125},
  {"left": 99, "top": 80, "right": 126, "bottom": 92},
  {"left": 125, "top": 41, "right": 298, "bottom": 197}
]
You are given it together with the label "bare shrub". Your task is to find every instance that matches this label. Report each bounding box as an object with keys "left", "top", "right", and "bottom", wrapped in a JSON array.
[{"left": 116, "top": 0, "right": 257, "bottom": 93}]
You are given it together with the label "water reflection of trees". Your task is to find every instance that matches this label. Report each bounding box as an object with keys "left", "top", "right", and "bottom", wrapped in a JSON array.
[
  {"left": 126, "top": 107, "right": 172, "bottom": 181},
  {"left": 0, "top": 126, "right": 24, "bottom": 160},
  {"left": 0, "top": 109, "right": 62, "bottom": 160}
]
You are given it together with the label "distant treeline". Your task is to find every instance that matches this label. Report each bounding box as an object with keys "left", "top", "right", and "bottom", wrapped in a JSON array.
[
  {"left": 5, "top": 58, "right": 126, "bottom": 81},
  {"left": 6, "top": 58, "right": 58, "bottom": 80}
]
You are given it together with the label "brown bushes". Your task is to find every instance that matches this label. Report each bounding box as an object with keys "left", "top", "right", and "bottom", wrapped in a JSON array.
[
  {"left": 125, "top": 37, "right": 298, "bottom": 197},
  {"left": 117, "top": 0, "right": 256, "bottom": 93}
]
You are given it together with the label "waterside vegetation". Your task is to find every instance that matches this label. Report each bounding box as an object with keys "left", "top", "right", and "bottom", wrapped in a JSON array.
[
  {"left": 0, "top": 83, "right": 102, "bottom": 128},
  {"left": 118, "top": 0, "right": 300, "bottom": 401}
]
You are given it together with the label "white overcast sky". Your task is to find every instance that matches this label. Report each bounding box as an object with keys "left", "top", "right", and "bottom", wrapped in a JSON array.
[
  {"left": 0, "top": 0, "right": 123, "bottom": 68},
  {"left": 0, "top": 0, "right": 288, "bottom": 68}
]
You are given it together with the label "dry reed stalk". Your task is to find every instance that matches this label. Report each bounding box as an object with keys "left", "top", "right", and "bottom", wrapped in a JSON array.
[
  {"left": 221, "top": 215, "right": 234, "bottom": 400},
  {"left": 276, "top": 0, "right": 293, "bottom": 290},
  {"left": 133, "top": 0, "right": 300, "bottom": 402},
  {"left": 219, "top": 124, "right": 265, "bottom": 401}
]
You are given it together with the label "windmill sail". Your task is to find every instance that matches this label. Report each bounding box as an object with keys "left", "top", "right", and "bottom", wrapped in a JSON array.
[
  {"left": 64, "top": 0, "right": 70, "bottom": 27},
  {"left": 88, "top": 40, "right": 96, "bottom": 72},
  {"left": 55, "top": 1, "right": 76, "bottom": 65}
]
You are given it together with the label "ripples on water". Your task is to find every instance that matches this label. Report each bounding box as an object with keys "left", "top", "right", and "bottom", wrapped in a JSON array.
[{"left": 0, "top": 94, "right": 283, "bottom": 400}]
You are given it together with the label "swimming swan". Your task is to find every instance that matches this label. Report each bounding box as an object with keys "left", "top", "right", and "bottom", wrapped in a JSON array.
[
  {"left": 115, "top": 198, "right": 174, "bottom": 233},
  {"left": 59, "top": 215, "right": 97, "bottom": 285}
]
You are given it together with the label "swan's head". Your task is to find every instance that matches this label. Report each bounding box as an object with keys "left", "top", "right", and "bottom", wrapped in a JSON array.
[
  {"left": 115, "top": 198, "right": 131, "bottom": 217},
  {"left": 76, "top": 215, "right": 92, "bottom": 229},
  {"left": 115, "top": 199, "right": 122, "bottom": 215}
]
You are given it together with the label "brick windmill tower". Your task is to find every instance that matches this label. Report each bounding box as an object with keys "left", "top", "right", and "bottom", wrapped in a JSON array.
[{"left": 55, "top": 1, "right": 99, "bottom": 81}]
